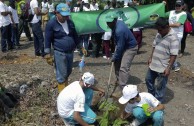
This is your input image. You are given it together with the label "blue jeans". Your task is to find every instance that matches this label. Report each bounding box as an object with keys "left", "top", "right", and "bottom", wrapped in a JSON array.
[
  {"left": 31, "top": 22, "right": 44, "bottom": 55},
  {"left": 133, "top": 107, "right": 164, "bottom": 126},
  {"left": 145, "top": 68, "right": 168, "bottom": 103},
  {"left": 1, "top": 24, "right": 12, "bottom": 52},
  {"left": 11, "top": 24, "right": 19, "bottom": 46},
  {"left": 64, "top": 88, "right": 96, "bottom": 124},
  {"left": 54, "top": 50, "right": 73, "bottom": 83}
]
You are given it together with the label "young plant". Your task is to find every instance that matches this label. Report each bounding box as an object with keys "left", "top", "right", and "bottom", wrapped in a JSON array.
[{"left": 96, "top": 100, "right": 128, "bottom": 126}]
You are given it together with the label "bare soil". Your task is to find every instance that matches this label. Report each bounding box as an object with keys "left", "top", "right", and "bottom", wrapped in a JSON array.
[{"left": 0, "top": 28, "right": 194, "bottom": 126}]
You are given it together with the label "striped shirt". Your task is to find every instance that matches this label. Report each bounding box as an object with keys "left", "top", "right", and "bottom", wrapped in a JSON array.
[{"left": 149, "top": 29, "right": 179, "bottom": 73}]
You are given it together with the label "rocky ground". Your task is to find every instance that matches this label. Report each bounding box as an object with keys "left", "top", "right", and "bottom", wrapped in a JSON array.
[{"left": 0, "top": 28, "right": 194, "bottom": 126}]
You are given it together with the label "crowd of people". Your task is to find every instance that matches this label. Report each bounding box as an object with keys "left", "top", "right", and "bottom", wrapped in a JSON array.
[{"left": 1, "top": 0, "right": 194, "bottom": 125}]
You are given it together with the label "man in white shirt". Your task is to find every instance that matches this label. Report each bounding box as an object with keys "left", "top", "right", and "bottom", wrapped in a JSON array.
[
  {"left": 168, "top": 0, "right": 186, "bottom": 71},
  {"left": 30, "top": 0, "right": 47, "bottom": 56},
  {"left": 57, "top": 72, "right": 105, "bottom": 125},
  {"left": 90, "top": 0, "right": 99, "bottom": 11},
  {"left": 9, "top": 0, "right": 20, "bottom": 47},
  {"left": 0, "top": 0, "right": 13, "bottom": 52},
  {"left": 119, "top": 85, "right": 165, "bottom": 126}
]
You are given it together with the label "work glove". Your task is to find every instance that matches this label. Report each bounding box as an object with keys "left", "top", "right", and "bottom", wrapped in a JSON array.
[
  {"left": 81, "top": 48, "right": 87, "bottom": 56},
  {"left": 44, "top": 54, "right": 54, "bottom": 66}
]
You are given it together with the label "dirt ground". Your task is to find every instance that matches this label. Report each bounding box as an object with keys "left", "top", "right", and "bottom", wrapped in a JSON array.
[{"left": 0, "top": 28, "right": 194, "bottom": 126}]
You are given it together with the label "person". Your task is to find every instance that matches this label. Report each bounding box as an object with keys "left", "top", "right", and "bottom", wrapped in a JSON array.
[
  {"left": 145, "top": 17, "right": 179, "bottom": 103},
  {"left": 44, "top": 3, "right": 87, "bottom": 92},
  {"left": 119, "top": 85, "right": 165, "bottom": 126},
  {"left": 105, "top": 11, "right": 137, "bottom": 93},
  {"left": 8, "top": 0, "right": 20, "bottom": 48},
  {"left": 17, "top": 0, "right": 33, "bottom": 42},
  {"left": 90, "top": 0, "right": 102, "bottom": 58},
  {"left": 57, "top": 72, "right": 105, "bottom": 125},
  {"left": 79, "top": 0, "right": 90, "bottom": 57},
  {"left": 102, "top": 31, "right": 112, "bottom": 60},
  {"left": 168, "top": 0, "right": 186, "bottom": 71},
  {"left": 30, "top": 0, "right": 48, "bottom": 56},
  {"left": 73, "top": 0, "right": 83, "bottom": 12},
  {"left": 180, "top": 3, "right": 194, "bottom": 57},
  {"left": 47, "top": 0, "right": 55, "bottom": 19},
  {"left": 132, "top": 0, "right": 142, "bottom": 54},
  {"left": 41, "top": 0, "right": 49, "bottom": 30},
  {"left": 0, "top": 0, "right": 13, "bottom": 52},
  {"left": 190, "top": 6, "right": 194, "bottom": 18},
  {"left": 104, "top": 1, "right": 111, "bottom": 10}
]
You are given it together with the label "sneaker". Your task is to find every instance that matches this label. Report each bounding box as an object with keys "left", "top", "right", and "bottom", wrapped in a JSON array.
[
  {"left": 103, "top": 56, "right": 110, "bottom": 60},
  {"left": 174, "top": 66, "right": 180, "bottom": 72},
  {"left": 179, "top": 53, "right": 183, "bottom": 58},
  {"left": 74, "top": 49, "right": 79, "bottom": 53}
]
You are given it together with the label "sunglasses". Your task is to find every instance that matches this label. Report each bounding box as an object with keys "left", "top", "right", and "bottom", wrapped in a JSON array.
[{"left": 175, "top": 4, "right": 181, "bottom": 7}]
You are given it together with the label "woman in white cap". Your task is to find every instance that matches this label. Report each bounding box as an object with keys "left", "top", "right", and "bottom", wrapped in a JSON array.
[
  {"left": 119, "top": 85, "right": 165, "bottom": 126},
  {"left": 57, "top": 72, "right": 105, "bottom": 125}
]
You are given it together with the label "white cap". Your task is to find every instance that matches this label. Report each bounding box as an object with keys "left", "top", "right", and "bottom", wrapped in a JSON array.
[
  {"left": 82, "top": 72, "right": 95, "bottom": 86},
  {"left": 83, "top": 0, "right": 89, "bottom": 3},
  {"left": 119, "top": 85, "right": 138, "bottom": 104}
]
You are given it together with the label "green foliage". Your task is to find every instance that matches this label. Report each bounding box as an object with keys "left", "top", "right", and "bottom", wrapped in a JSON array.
[
  {"left": 112, "top": 118, "right": 129, "bottom": 126},
  {"left": 97, "top": 100, "right": 128, "bottom": 126}
]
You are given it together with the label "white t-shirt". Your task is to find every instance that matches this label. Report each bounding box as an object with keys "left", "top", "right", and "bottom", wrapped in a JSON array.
[
  {"left": 169, "top": 10, "right": 186, "bottom": 41},
  {"left": 102, "top": 31, "right": 112, "bottom": 40},
  {"left": 58, "top": 19, "right": 69, "bottom": 34},
  {"left": 125, "top": 92, "right": 160, "bottom": 113},
  {"left": 90, "top": 3, "right": 99, "bottom": 11},
  {"left": 30, "top": 0, "right": 40, "bottom": 24},
  {"left": 57, "top": 81, "right": 85, "bottom": 118},
  {"left": 41, "top": 2, "right": 48, "bottom": 13},
  {"left": 8, "top": 6, "right": 19, "bottom": 24},
  {"left": 48, "top": 3, "right": 54, "bottom": 12},
  {"left": 0, "top": 1, "right": 11, "bottom": 27},
  {"left": 83, "top": 6, "right": 91, "bottom": 11}
]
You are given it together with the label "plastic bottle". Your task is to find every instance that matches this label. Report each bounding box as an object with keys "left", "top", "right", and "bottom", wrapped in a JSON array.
[{"left": 79, "top": 56, "right": 85, "bottom": 73}]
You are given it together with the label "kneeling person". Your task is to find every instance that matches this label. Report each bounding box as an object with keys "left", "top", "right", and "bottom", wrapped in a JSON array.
[
  {"left": 57, "top": 72, "right": 105, "bottom": 125},
  {"left": 119, "top": 85, "right": 165, "bottom": 126}
]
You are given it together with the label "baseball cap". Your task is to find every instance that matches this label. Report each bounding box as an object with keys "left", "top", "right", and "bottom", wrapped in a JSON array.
[
  {"left": 56, "top": 3, "right": 70, "bottom": 16},
  {"left": 105, "top": 11, "right": 118, "bottom": 22},
  {"left": 82, "top": 72, "right": 95, "bottom": 86},
  {"left": 175, "top": 0, "right": 184, "bottom": 5},
  {"left": 119, "top": 85, "right": 138, "bottom": 104}
]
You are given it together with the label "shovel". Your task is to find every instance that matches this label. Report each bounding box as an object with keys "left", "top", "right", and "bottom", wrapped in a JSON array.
[{"left": 105, "top": 62, "right": 114, "bottom": 100}]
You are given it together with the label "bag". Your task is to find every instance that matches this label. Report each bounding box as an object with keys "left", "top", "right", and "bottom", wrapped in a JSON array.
[{"left": 184, "top": 20, "right": 193, "bottom": 33}]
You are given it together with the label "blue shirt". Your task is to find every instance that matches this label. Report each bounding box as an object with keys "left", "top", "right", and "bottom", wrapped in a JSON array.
[
  {"left": 44, "top": 17, "right": 80, "bottom": 54},
  {"left": 113, "top": 20, "right": 137, "bottom": 60}
]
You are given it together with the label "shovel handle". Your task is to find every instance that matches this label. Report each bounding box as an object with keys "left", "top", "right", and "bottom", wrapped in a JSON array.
[{"left": 105, "top": 62, "right": 114, "bottom": 100}]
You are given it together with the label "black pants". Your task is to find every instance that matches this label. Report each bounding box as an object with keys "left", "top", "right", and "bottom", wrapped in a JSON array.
[
  {"left": 18, "top": 19, "right": 32, "bottom": 41},
  {"left": 91, "top": 33, "right": 102, "bottom": 57},
  {"left": 181, "top": 31, "right": 188, "bottom": 54}
]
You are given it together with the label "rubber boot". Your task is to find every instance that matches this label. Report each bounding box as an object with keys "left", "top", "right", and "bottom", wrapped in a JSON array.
[{"left": 58, "top": 80, "right": 68, "bottom": 93}]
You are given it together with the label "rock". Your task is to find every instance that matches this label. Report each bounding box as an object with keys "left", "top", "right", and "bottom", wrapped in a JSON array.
[
  {"left": 31, "top": 75, "right": 40, "bottom": 81},
  {"left": 19, "top": 84, "right": 28, "bottom": 94},
  {"left": 50, "top": 111, "right": 58, "bottom": 118},
  {"left": 40, "top": 81, "right": 50, "bottom": 88},
  {"left": 179, "top": 118, "right": 186, "bottom": 125}
]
